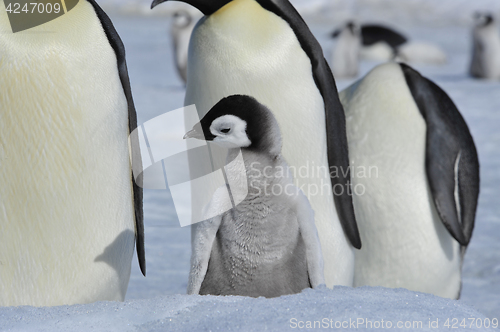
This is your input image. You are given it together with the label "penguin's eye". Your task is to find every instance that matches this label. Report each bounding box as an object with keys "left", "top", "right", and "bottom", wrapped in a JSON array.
[{"left": 220, "top": 128, "right": 230, "bottom": 134}]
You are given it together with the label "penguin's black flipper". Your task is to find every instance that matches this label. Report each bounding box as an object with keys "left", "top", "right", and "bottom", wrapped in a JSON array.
[
  {"left": 401, "top": 63, "right": 480, "bottom": 246},
  {"left": 256, "top": 0, "right": 361, "bottom": 249},
  {"left": 87, "top": 0, "right": 146, "bottom": 276},
  {"left": 361, "top": 24, "right": 407, "bottom": 48}
]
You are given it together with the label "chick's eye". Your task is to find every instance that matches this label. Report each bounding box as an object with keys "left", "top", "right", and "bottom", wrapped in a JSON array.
[{"left": 220, "top": 128, "right": 230, "bottom": 134}]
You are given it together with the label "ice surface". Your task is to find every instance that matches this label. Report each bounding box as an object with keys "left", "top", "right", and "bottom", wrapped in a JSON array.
[
  {"left": 1, "top": 1, "right": 499, "bottom": 330},
  {"left": 0, "top": 287, "right": 490, "bottom": 332}
]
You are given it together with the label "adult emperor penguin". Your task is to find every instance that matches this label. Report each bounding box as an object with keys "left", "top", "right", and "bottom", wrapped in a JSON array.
[
  {"left": 330, "top": 21, "right": 361, "bottom": 79},
  {"left": 396, "top": 41, "right": 447, "bottom": 65},
  {"left": 340, "top": 63, "right": 479, "bottom": 299},
  {"left": 151, "top": 0, "right": 361, "bottom": 287},
  {"left": 184, "top": 95, "right": 325, "bottom": 297},
  {"left": 0, "top": 0, "right": 145, "bottom": 306},
  {"left": 470, "top": 12, "right": 500, "bottom": 79},
  {"left": 359, "top": 24, "right": 407, "bottom": 50},
  {"left": 332, "top": 23, "right": 406, "bottom": 62},
  {"left": 171, "top": 9, "right": 202, "bottom": 84}
]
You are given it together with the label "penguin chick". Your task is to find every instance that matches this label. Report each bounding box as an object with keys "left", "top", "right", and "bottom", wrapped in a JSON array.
[
  {"left": 331, "top": 21, "right": 361, "bottom": 79},
  {"left": 470, "top": 12, "right": 500, "bottom": 79},
  {"left": 184, "top": 95, "right": 325, "bottom": 298},
  {"left": 171, "top": 9, "right": 202, "bottom": 84}
]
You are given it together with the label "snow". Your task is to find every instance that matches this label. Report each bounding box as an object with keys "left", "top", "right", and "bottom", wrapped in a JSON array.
[
  {"left": 1, "top": 0, "right": 500, "bottom": 330},
  {"left": 0, "top": 287, "right": 490, "bottom": 331}
]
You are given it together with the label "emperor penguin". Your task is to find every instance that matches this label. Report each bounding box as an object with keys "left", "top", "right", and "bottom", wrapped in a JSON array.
[
  {"left": 0, "top": 0, "right": 145, "bottom": 306},
  {"left": 184, "top": 95, "right": 325, "bottom": 297},
  {"left": 151, "top": 0, "right": 361, "bottom": 288},
  {"left": 359, "top": 24, "right": 407, "bottom": 50},
  {"left": 333, "top": 23, "right": 447, "bottom": 65},
  {"left": 470, "top": 12, "right": 500, "bottom": 79},
  {"left": 340, "top": 63, "right": 479, "bottom": 299},
  {"left": 330, "top": 21, "right": 361, "bottom": 79},
  {"left": 171, "top": 9, "right": 203, "bottom": 84},
  {"left": 396, "top": 41, "right": 447, "bottom": 65},
  {"left": 333, "top": 24, "right": 406, "bottom": 62}
]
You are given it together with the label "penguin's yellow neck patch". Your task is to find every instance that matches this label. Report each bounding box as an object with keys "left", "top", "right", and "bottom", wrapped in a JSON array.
[
  {"left": 213, "top": 0, "right": 253, "bottom": 17},
  {"left": 209, "top": 0, "right": 287, "bottom": 47}
]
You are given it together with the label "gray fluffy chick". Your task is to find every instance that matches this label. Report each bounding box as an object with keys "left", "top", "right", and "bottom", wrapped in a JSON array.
[{"left": 184, "top": 95, "right": 325, "bottom": 298}]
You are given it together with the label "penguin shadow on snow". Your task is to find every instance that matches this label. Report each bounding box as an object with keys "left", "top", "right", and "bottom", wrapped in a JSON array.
[{"left": 94, "top": 230, "right": 136, "bottom": 299}]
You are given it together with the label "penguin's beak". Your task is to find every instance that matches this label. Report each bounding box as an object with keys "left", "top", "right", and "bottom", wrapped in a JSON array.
[
  {"left": 151, "top": 0, "right": 232, "bottom": 16},
  {"left": 183, "top": 127, "right": 205, "bottom": 140},
  {"left": 151, "top": 0, "right": 166, "bottom": 9}
]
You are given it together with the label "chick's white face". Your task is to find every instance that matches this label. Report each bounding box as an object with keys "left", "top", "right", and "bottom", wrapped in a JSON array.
[{"left": 210, "top": 115, "right": 251, "bottom": 149}]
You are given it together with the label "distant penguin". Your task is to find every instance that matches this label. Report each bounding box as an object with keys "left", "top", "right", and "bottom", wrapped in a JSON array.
[
  {"left": 359, "top": 42, "right": 395, "bottom": 62},
  {"left": 340, "top": 63, "right": 479, "bottom": 299},
  {"left": 184, "top": 95, "right": 325, "bottom": 297},
  {"left": 152, "top": 0, "right": 361, "bottom": 288},
  {"left": 359, "top": 24, "right": 407, "bottom": 49},
  {"left": 332, "top": 23, "right": 447, "bottom": 64},
  {"left": 396, "top": 41, "right": 447, "bottom": 65},
  {"left": 470, "top": 12, "right": 500, "bottom": 79},
  {"left": 332, "top": 23, "right": 406, "bottom": 62},
  {"left": 330, "top": 21, "right": 361, "bottom": 79},
  {"left": 171, "top": 9, "right": 202, "bottom": 84},
  {"left": 0, "top": 0, "right": 145, "bottom": 306}
]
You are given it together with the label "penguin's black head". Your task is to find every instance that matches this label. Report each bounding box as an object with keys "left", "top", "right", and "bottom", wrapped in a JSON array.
[
  {"left": 184, "top": 95, "right": 282, "bottom": 157},
  {"left": 173, "top": 10, "right": 192, "bottom": 28},
  {"left": 332, "top": 21, "right": 359, "bottom": 38},
  {"left": 474, "top": 12, "right": 495, "bottom": 27},
  {"left": 151, "top": 0, "right": 232, "bottom": 16},
  {"left": 346, "top": 21, "right": 356, "bottom": 34}
]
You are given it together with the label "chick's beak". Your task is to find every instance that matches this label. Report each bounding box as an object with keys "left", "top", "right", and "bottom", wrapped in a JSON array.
[{"left": 183, "top": 128, "right": 205, "bottom": 140}]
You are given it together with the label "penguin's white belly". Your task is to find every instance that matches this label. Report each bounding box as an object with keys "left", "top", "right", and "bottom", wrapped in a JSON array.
[
  {"left": 173, "top": 24, "right": 195, "bottom": 83},
  {"left": 331, "top": 35, "right": 360, "bottom": 79},
  {"left": 0, "top": 1, "right": 135, "bottom": 306},
  {"left": 340, "top": 63, "right": 461, "bottom": 299},
  {"left": 185, "top": 0, "right": 354, "bottom": 287},
  {"left": 360, "top": 42, "right": 393, "bottom": 61},
  {"left": 479, "top": 47, "right": 500, "bottom": 79},
  {"left": 471, "top": 30, "right": 500, "bottom": 79},
  {"left": 397, "top": 41, "right": 447, "bottom": 64}
]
